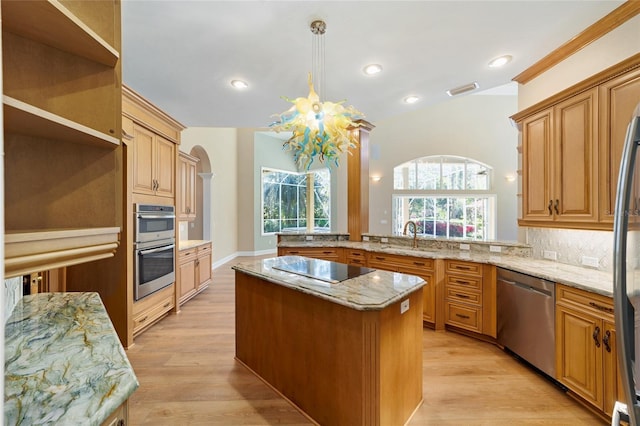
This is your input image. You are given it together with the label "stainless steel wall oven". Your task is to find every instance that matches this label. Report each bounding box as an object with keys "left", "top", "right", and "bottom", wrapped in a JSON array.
[{"left": 134, "top": 204, "right": 176, "bottom": 301}]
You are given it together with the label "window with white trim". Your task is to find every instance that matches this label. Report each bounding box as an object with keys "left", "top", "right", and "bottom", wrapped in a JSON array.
[
  {"left": 392, "top": 156, "right": 495, "bottom": 240},
  {"left": 262, "top": 168, "right": 331, "bottom": 234}
]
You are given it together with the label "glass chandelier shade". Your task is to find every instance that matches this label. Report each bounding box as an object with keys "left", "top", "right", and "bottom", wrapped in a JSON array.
[{"left": 270, "top": 20, "right": 364, "bottom": 170}]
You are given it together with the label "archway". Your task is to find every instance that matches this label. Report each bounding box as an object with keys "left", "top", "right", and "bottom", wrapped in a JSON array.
[{"left": 188, "top": 145, "right": 212, "bottom": 241}]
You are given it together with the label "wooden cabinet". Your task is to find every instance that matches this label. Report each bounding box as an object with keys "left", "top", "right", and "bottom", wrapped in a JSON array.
[
  {"left": 555, "top": 284, "right": 622, "bottom": 417},
  {"left": 178, "top": 242, "right": 213, "bottom": 306},
  {"left": 178, "top": 151, "right": 198, "bottom": 221},
  {"left": 278, "top": 246, "right": 344, "bottom": 262},
  {"left": 132, "top": 123, "right": 176, "bottom": 198},
  {"left": 132, "top": 284, "right": 175, "bottom": 337},
  {"left": 599, "top": 67, "right": 640, "bottom": 224},
  {"left": 520, "top": 89, "right": 598, "bottom": 225},
  {"left": 514, "top": 56, "right": 640, "bottom": 230},
  {"left": 444, "top": 260, "right": 496, "bottom": 337},
  {"left": 100, "top": 399, "right": 129, "bottom": 426}
]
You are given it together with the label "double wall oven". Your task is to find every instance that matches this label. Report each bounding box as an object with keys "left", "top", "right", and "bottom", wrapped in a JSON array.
[{"left": 134, "top": 204, "right": 176, "bottom": 301}]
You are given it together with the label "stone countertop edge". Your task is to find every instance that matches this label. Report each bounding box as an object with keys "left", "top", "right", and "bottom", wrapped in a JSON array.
[
  {"left": 4, "top": 292, "right": 139, "bottom": 426},
  {"left": 278, "top": 241, "right": 613, "bottom": 297},
  {"left": 232, "top": 256, "right": 426, "bottom": 311},
  {"left": 179, "top": 239, "right": 211, "bottom": 251}
]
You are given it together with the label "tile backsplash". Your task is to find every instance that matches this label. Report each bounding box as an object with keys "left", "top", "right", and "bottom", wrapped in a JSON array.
[
  {"left": 4, "top": 276, "right": 22, "bottom": 322},
  {"left": 524, "top": 227, "right": 613, "bottom": 271}
]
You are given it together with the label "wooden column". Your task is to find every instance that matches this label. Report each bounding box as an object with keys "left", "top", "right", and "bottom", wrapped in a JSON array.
[{"left": 347, "top": 120, "right": 375, "bottom": 241}]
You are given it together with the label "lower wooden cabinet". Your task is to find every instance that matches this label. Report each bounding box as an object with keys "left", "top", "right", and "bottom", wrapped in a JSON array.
[
  {"left": 132, "top": 284, "right": 175, "bottom": 336},
  {"left": 100, "top": 399, "right": 129, "bottom": 426},
  {"left": 178, "top": 242, "right": 213, "bottom": 306},
  {"left": 555, "top": 284, "right": 623, "bottom": 417}
]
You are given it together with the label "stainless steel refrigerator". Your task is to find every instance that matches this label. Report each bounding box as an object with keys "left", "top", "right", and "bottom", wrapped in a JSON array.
[{"left": 613, "top": 102, "right": 640, "bottom": 425}]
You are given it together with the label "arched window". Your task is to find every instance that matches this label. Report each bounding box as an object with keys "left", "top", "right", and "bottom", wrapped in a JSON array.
[{"left": 392, "top": 156, "right": 495, "bottom": 240}]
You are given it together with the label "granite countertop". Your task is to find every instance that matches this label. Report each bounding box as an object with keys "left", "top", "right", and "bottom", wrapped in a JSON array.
[
  {"left": 4, "top": 292, "right": 139, "bottom": 426},
  {"left": 278, "top": 240, "right": 614, "bottom": 297},
  {"left": 179, "top": 239, "right": 211, "bottom": 251},
  {"left": 233, "top": 256, "right": 425, "bottom": 310}
]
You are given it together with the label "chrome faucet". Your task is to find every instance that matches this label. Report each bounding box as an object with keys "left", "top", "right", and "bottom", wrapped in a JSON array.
[{"left": 403, "top": 220, "right": 418, "bottom": 248}]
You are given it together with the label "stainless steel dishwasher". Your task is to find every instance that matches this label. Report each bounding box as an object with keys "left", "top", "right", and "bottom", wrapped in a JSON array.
[{"left": 497, "top": 268, "right": 556, "bottom": 378}]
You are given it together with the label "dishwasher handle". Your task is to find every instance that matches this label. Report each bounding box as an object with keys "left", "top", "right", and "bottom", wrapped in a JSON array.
[{"left": 498, "top": 278, "right": 554, "bottom": 298}]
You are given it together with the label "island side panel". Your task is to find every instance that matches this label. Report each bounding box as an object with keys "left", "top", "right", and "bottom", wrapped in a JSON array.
[
  {"left": 235, "top": 271, "right": 366, "bottom": 425},
  {"left": 379, "top": 289, "right": 424, "bottom": 425}
]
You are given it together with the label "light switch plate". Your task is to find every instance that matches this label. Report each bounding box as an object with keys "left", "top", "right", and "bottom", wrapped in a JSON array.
[
  {"left": 459, "top": 243, "right": 470, "bottom": 251},
  {"left": 582, "top": 256, "right": 599, "bottom": 268},
  {"left": 489, "top": 245, "right": 502, "bottom": 253},
  {"left": 400, "top": 299, "right": 410, "bottom": 314},
  {"left": 305, "top": 235, "right": 313, "bottom": 241},
  {"left": 543, "top": 250, "right": 557, "bottom": 261},
  {"left": 381, "top": 237, "right": 389, "bottom": 243},
  {"left": 363, "top": 236, "right": 370, "bottom": 242}
]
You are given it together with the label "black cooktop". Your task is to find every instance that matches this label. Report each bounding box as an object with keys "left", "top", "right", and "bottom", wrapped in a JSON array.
[{"left": 273, "top": 258, "right": 375, "bottom": 284}]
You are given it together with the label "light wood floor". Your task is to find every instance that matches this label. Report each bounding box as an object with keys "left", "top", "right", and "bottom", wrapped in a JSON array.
[{"left": 126, "top": 256, "right": 606, "bottom": 425}]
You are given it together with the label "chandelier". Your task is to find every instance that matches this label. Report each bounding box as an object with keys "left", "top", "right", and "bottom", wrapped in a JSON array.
[{"left": 270, "top": 20, "right": 364, "bottom": 170}]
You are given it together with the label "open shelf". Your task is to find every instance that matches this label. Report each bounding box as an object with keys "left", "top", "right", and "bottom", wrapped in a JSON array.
[
  {"left": 1, "top": 0, "right": 119, "bottom": 67},
  {"left": 3, "top": 96, "right": 120, "bottom": 148},
  {"left": 5, "top": 227, "right": 121, "bottom": 278}
]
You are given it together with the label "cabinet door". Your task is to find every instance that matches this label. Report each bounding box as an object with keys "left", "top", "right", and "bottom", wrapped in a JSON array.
[
  {"left": 521, "top": 108, "right": 554, "bottom": 222},
  {"left": 178, "top": 257, "right": 197, "bottom": 302},
  {"left": 132, "top": 124, "right": 156, "bottom": 195},
  {"left": 556, "top": 306, "right": 602, "bottom": 408},
  {"left": 599, "top": 68, "right": 640, "bottom": 223},
  {"left": 178, "top": 156, "right": 190, "bottom": 219},
  {"left": 421, "top": 271, "right": 435, "bottom": 324},
  {"left": 155, "top": 135, "right": 175, "bottom": 198},
  {"left": 553, "top": 89, "right": 598, "bottom": 222},
  {"left": 197, "top": 247, "right": 212, "bottom": 290},
  {"left": 186, "top": 159, "right": 197, "bottom": 219}
]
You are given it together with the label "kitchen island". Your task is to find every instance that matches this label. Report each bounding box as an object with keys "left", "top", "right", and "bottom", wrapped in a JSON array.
[
  {"left": 4, "top": 292, "right": 138, "bottom": 426},
  {"left": 233, "top": 256, "right": 425, "bottom": 426}
]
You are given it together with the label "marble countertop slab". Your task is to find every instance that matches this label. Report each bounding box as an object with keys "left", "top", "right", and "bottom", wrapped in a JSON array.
[
  {"left": 233, "top": 256, "right": 425, "bottom": 310},
  {"left": 178, "top": 239, "right": 211, "bottom": 251},
  {"left": 4, "top": 292, "right": 139, "bottom": 426},
  {"left": 278, "top": 241, "right": 614, "bottom": 297}
]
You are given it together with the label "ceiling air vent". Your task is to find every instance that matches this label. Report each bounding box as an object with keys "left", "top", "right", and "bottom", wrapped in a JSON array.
[{"left": 446, "top": 82, "right": 479, "bottom": 97}]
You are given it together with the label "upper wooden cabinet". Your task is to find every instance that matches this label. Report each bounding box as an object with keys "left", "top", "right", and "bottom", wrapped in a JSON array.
[
  {"left": 514, "top": 54, "right": 640, "bottom": 230},
  {"left": 123, "top": 85, "right": 185, "bottom": 202},
  {"left": 131, "top": 124, "right": 176, "bottom": 198},
  {"left": 178, "top": 152, "right": 199, "bottom": 221},
  {"left": 598, "top": 67, "right": 640, "bottom": 224}
]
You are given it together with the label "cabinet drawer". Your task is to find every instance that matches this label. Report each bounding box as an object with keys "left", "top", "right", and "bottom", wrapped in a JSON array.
[
  {"left": 197, "top": 243, "right": 211, "bottom": 255},
  {"left": 347, "top": 257, "right": 367, "bottom": 266},
  {"left": 133, "top": 293, "right": 174, "bottom": 334},
  {"left": 446, "top": 260, "right": 482, "bottom": 276},
  {"left": 394, "top": 256, "right": 434, "bottom": 271},
  {"left": 179, "top": 248, "right": 197, "bottom": 263},
  {"left": 445, "top": 274, "right": 482, "bottom": 291},
  {"left": 557, "top": 284, "right": 614, "bottom": 317},
  {"left": 446, "top": 287, "right": 481, "bottom": 306},
  {"left": 345, "top": 249, "right": 366, "bottom": 259},
  {"left": 445, "top": 302, "right": 482, "bottom": 333},
  {"left": 279, "top": 247, "right": 341, "bottom": 261}
]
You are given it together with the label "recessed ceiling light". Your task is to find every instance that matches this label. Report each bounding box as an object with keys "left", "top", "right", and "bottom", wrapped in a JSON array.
[
  {"left": 488, "top": 55, "right": 512, "bottom": 68},
  {"left": 404, "top": 95, "right": 420, "bottom": 104},
  {"left": 363, "top": 64, "right": 383, "bottom": 76},
  {"left": 446, "top": 82, "right": 479, "bottom": 97},
  {"left": 230, "top": 79, "right": 248, "bottom": 89}
]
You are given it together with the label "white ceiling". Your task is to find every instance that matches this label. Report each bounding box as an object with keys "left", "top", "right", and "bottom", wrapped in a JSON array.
[{"left": 121, "top": 1, "right": 624, "bottom": 128}]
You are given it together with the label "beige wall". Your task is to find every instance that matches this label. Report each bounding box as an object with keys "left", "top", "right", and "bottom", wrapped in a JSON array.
[
  {"left": 365, "top": 93, "right": 519, "bottom": 241},
  {"left": 180, "top": 127, "right": 238, "bottom": 266}
]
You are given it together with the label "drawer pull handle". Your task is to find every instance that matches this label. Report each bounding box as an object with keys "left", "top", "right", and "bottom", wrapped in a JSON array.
[
  {"left": 454, "top": 293, "right": 470, "bottom": 299},
  {"left": 413, "top": 262, "right": 425, "bottom": 266},
  {"left": 593, "top": 326, "right": 601, "bottom": 348},
  {"left": 588, "top": 301, "right": 614, "bottom": 314},
  {"left": 554, "top": 199, "right": 560, "bottom": 215},
  {"left": 456, "top": 265, "right": 472, "bottom": 270},
  {"left": 139, "top": 316, "right": 148, "bottom": 323},
  {"left": 454, "top": 279, "right": 471, "bottom": 285},
  {"left": 375, "top": 257, "right": 385, "bottom": 261},
  {"left": 548, "top": 200, "right": 553, "bottom": 215},
  {"left": 455, "top": 313, "right": 470, "bottom": 320},
  {"left": 603, "top": 330, "right": 612, "bottom": 353},
  {"left": 163, "top": 302, "right": 171, "bottom": 308},
  {"left": 322, "top": 251, "right": 333, "bottom": 254},
  {"left": 289, "top": 251, "right": 299, "bottom": 254}
]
